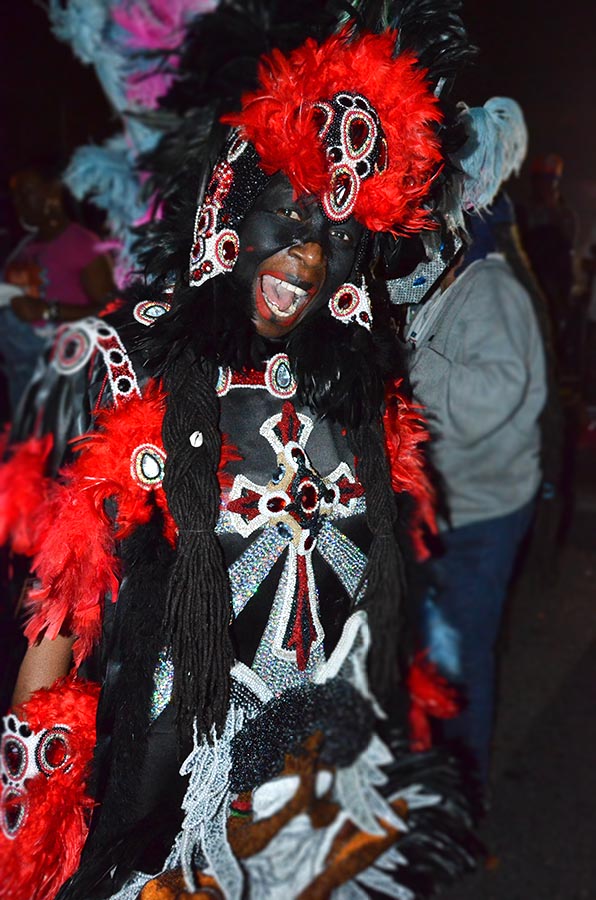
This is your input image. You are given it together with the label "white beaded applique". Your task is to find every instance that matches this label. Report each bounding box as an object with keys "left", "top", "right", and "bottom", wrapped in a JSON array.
[{"left": 328, "top": 277, "right": 373, "bottom": 331}]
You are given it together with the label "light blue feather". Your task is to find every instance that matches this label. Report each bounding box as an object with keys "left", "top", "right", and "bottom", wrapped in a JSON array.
[
  {"left": 64, "top": 137, "right": 148, "bottom": 275},
  {"left": 49, "top": 0, "right": 109, "bottom": 64},
  {"left": 454, "top": 97, "right": 528, "bottom": 212},
  {"left": 49, "top": 0, "right": 126, "bottom": 108},
  {"left": 65, "top": 138, "right": 143, "bottom": 224}
]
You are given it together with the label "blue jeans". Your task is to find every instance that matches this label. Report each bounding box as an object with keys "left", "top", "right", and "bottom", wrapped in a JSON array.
[
  {"left": 0, "top": 308, "right": 47, "bottom": 416},
  {"left": 418, "top": 501, "right": 535, "bottom": 784}
]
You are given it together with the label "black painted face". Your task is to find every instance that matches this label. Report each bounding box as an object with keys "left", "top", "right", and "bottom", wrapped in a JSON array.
[{"left": 232, "top": 173, "right": 364, "bottom": 339}]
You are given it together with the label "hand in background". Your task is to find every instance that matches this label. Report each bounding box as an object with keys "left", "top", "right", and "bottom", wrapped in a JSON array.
[{"left": 10, "top": 294, "right": 48, "bottom": 323}]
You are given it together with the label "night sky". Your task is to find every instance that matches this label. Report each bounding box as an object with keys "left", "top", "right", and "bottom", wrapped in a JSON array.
[{"left": 2, "top": 1, "right": 595, "bottom": 244}]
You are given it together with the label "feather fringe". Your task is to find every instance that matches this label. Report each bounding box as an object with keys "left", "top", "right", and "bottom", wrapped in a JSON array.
[
  {"left": 0, "top": 434, "right": 54, "bottom": 557},
  {"left": 0, "top": 675, "right": 100, "bottom": 900},
  {"left": 25, "top": 479, "right": 119, "bottom": 666},
  {"left": 383, "top": 381, "right": 437, "bottom": 559},
  {"left": 407, "top": 651, "right": 460, "bottom": 752},
  {"left": 454, "top": 97, "right": 528, "bottom": 212}
]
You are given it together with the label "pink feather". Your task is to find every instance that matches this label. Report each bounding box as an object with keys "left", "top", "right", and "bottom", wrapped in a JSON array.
[{"left": 113, "top": 0, "right": 216, "bottom": 50}]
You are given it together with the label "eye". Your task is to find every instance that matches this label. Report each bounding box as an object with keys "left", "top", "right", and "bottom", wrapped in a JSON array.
[
  {"left": 276, "top": 207, "right": 302, "bottom": 221},
  {"left": 330, "top": 228, "right": 353, "bottom": 244}
]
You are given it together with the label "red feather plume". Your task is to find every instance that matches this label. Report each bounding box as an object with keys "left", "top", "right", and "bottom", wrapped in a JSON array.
[
  {"left": 217, "top": 432, "right": 242, "bottom": 497},
  {"left": 225, "top": 28, "right": 442, "bottom": 234},
  {"left": 383, "top": 380, "right": 437, "bottom": 560},
  {"left": 25, "top": 480, "right": 120, "bottom": 666},
  {"left": 69, "top": 379, "right": 176, "bottom": 543},
  {"left": 407, "top": 652, "right": 460, "bottom": 752},
  {"left": 0, "top": 675, "right": 100, "bottom": 900},
  {"left": 0, "top": 434, "right": 54, "bottom": 556}
]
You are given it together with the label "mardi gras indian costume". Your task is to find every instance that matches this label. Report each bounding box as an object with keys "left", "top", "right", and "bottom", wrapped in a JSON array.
[{"left": 0, "top": 2, "right": 479, "bottom": 898}]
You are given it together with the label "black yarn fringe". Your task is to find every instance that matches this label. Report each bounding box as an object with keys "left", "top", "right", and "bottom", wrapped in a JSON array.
[
  {"left": 57, "top": 505, "right": 177, "bottom": 899},
  {"left": 161, "top": 344, "right": 235, "bottom": 744}
]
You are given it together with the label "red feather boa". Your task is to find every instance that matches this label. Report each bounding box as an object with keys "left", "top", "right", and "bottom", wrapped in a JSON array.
[
  {"left": 225, "top": 28, "right": 442, "bottom": 234},
  {"left": 407, "top": 652, "right": 460, "bottom": 752},
  {"left": 25, "top": 480, "right": 120, "bottom": 666},
  {"left": 383, "top": 381, "right": 437, "bottom": 560},
  {"left": 0, "top": 434, "right": 54, "bottom": 557},
  {"left": 25, "top": 380, "right": 240, "bottom": 665},
  {"left": 0, "top": 675, "right": 99, "bottom": 900}
]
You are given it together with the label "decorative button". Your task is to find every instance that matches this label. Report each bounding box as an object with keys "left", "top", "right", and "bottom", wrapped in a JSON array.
[
  {"left": 265, "top": 353, "right": 296, "bottom": 398},
  {"left": 130, "top": 443, "right": 166, "bottom": 490}
]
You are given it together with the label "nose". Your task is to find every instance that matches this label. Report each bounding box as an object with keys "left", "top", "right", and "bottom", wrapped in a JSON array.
[{"left": 288, "top": 241, "right": 325, "bottom": 270}]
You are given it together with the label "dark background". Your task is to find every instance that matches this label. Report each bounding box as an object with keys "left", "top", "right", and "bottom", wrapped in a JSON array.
[{"left": 2, "top": 0, "right": 595, "bottom": 246}]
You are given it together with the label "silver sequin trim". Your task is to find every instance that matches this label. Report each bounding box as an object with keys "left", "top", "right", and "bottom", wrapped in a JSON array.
[
  {"left": 317, "top": 519, "right": 368, "bottom": 603},
  {"left": 228, "top": 526, "right": 288, "bottom": 617},
  {"left": 251, "top": 552, "right": 325, "bottom": 693},
  {"left": 150, "top": 648, "right": 174, "bottom": 722}
]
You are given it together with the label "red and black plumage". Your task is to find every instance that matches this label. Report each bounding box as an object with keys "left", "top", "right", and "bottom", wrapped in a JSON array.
[
  {"left": 24, "top": 380, "right": 240, "bottom": 667},
  {"left": 227, "top": 28, "right": 443, "bottom": 235},
  {"left": 0, "top": 676, "right": 99, "bottom": 900}
]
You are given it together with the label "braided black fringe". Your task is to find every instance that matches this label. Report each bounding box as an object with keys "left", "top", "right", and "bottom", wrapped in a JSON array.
[
  {"left": 57, "top": 505, "right": 176, "bottom": 900},
  {"left": 349, "top": 419, "right": 407, "bottom": 705},
  {"left": 161, "top": 345, "right": 235, "bottom": 745}
]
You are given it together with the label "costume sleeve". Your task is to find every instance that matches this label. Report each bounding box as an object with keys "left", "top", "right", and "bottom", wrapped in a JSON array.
[
  {"left": 0, "top": 320, "right": 113, "bottom": 567},
  {"left": 10, "top": 325, "right": 102, "bottom": 476},
  {"left": 408, "top": 264, "right": 546, "bottom": 446},
  {"left": 0, "top": 675, "right": 99, "bottom": 900},
  {"left": 23, "top": 380, "right": 176, "bottom": 667}
]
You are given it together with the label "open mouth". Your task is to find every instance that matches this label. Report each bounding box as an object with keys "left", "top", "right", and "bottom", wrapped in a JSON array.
[{"left": 259, "top": 274, "right": 314, "bottom": 319}]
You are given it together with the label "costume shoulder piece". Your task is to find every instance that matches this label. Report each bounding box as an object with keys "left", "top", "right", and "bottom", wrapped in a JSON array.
[{"left": 0, "top": 286, "right": 174, "bottom": 555}]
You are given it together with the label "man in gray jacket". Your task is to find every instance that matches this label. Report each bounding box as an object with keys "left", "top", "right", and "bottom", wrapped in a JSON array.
[{"left": 403, "top": 236, "right": 547, "bottom": 787}]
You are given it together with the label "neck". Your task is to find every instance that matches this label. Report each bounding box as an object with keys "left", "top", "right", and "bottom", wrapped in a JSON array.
[{"left": 38, "top": 213, "right": 70, "bottom": 241}]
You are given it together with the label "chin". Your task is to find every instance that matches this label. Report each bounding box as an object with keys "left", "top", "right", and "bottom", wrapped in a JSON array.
[
  {"left": 254, "top": 296, "right": 306, "bottom": 338},
  {"left": 253, "top": 317, "right": 297, "bottom": 340}
]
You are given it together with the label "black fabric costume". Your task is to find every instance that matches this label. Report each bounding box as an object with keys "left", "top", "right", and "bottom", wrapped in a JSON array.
[{"left": 1, "top": 3, "right": 482, "bottom": 898}]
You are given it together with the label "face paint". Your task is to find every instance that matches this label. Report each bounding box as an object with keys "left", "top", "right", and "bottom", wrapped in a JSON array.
[{"left": 232, "top": 174, "right": 363, "bottom": 339}]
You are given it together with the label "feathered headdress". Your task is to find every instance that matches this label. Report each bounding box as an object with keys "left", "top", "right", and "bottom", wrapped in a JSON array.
[
  {"left": 179, "top": 0, "right": 475, "bottom": 288},
  {"left": 225, "top": 28, "right": 442, "bottom": 234}
]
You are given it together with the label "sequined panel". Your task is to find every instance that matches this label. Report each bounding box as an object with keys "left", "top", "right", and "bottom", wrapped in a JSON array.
[
  {"left": 228, "top": 526, "right": 289, "bottom": 617},
  {"left": 317, "top": 518, "right": 368, "bottom": 603},
  {"left": 252, "top": 553, "right": 325, "bottom": 693},
  {"left": 150, "top": 648, "right": 174, "bottom": 722}
]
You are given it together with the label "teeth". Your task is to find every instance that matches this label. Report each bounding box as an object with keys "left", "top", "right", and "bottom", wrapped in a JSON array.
[
  {"left": 272, "top": 304, "right": 298, "bottom": 318},
  {"left": 274, "top": 277, "right": 308, "bottom": 299},
  {"left": 270, "top": 297, "right": 300, "bottom": 317}
]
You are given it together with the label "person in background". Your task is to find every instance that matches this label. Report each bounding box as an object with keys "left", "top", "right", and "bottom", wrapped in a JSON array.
[
  {"left": 402, "top": 213, "right": 547, "bottom": 789},
  {"left": 491, "top": 192, "right": 564, "bottom": 584},
  {"left": 518, "top": 153, "right": 577, "bottom": 373},
  {"left": 583, "top": 242, "right": 596, "bottom": 404},
  {"left": 0, "top": 161, "right": 115, "bottom": 414}
]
